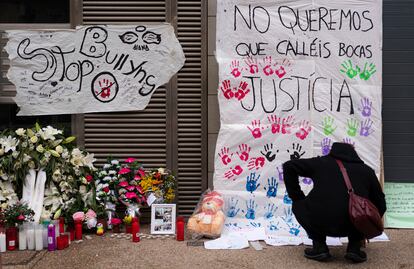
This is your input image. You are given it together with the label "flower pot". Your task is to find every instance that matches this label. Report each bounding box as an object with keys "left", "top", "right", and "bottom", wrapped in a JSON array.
[
  {"left": 112, "top": 224, "right": 120, "bottom": 233},
  {"left": 6, "top": 226, "right": 17, "bottom": 251}
]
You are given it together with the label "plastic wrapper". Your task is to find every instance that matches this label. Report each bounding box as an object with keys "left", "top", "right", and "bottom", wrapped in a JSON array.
[{"left": 187, "top": 189, "right": 226, "bottom": 239}]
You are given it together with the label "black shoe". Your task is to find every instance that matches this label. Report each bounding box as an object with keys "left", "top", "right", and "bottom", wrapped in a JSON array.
[
  {"left": 345, "top": 250, "right": 367, "bottom": 263},
  {"left": 304, "top": 241, "right": 331, "bottom": 262},
  {"left": 345, "top": 240, "right": 367, "bottom": 263}
]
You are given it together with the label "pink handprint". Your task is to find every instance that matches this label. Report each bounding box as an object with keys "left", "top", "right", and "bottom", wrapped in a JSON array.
[
  {"left": 281, "top": 116, "right": 294, "bottom": 134},
  {"left": 247, "top": 120, "right": 263, "bottom": 139},
  {"left": 235, "top": 81, "right": 250, "bottom": 101},
  {"left": 230, "top": 60, "right": 242, "bottom": 78},
  {"left": 219, "top": 80, "right": 234, "bottom": 100},
  {"left": 232, "top": 165, "right": 243, "bottom": 175},
  {"left": 224, "top": 165, "right": 244, "bottom": 181},
  {"left": 98, "top": 79, "right": 114, "bottom": 98},
  {"left": 267, "top": 115, "right": 281, "bottom": 134},
  {"left": 275, "top": 59, "right": 291, "bottom": 78},
  {"left": 295, "top": 120, "right": 311, "bottom": 140},
  {"left": 247, "top": 157, "right": 266, "bottom": 171},
  {"left": 236, "top": 144, "right": 251, "bottom": 162},
  {"left": 244, "top": 56, "right": 259, "bottom": 74},
  {"left": 261, "top": 56, "right": 274, "bottom": 76},
  {"left": 218, "top": 147, "right": 233, "bottom": 166}
]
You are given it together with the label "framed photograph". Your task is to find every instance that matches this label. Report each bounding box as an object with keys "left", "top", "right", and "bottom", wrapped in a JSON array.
[{"left": 150, "top": 204, "right": 176, "bottom": 234}]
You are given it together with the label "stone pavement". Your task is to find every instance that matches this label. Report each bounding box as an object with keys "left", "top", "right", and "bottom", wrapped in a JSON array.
[{"left": 1, "top": 228, "right": 413, "bottom": 269}]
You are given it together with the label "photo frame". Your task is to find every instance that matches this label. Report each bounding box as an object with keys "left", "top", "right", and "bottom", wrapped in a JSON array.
[{"left": 150, "top": 204, "right": 176, "bottom": 234}]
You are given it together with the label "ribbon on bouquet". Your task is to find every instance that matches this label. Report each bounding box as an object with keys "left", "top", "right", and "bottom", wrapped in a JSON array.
[{"left": 22, "top": 168, "right": 47, "bottom": 222}]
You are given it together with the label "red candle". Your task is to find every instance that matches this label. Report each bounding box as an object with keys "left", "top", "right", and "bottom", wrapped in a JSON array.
[
  {"left": 75, "top": 220, "right": 82, "bottom": 240},
  {"left": 132, "top": 218, "right": 140, "bottom": 243},
  {"left": 176, "top": 216, "right": 185, "bottom": 241},
  {"left": 6, "top": 226, "right": 17, "bottom": 251},
  {"left": 59, "top": 217, "right": 65, "bottom": 234},
  {"left": 67, "top": 226, "right": 75, "bottom": 242},
  {"left": 57, "top": 236, "right": 65, "bottom": 250}
]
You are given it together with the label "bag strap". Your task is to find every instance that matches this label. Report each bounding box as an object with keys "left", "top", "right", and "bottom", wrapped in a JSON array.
[{"left": 335, "top": 159, "right": 354, "bottom": 193}]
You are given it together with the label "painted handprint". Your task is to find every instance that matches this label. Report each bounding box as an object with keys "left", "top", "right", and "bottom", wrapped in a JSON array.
[
  {"left": 260, "top": 56, "right": 274, "bottom": 76},
  {"left": 260, "top": 143, "right": 278, "bottom": 162},
  {"left": 224, "top": 165, "right": 244, "bottom": 181},
  {"left": 226, "top": 197, "right": 240, "bottom": 218},
  {"left": 277, "top": 166, "right": 284, "bottom": 182},
  {"left": 275, "top": 59, "right": 290, "bottom": 78},
  {"left": 98, "top": 79, "right": 114, "bottom": 98},
  {"left": 250, "top": 222, "right": 262, "bottom": 228},
  {"left": 264, "top": 203, "right": 277, "bottom": 219},
  {"left": 230, "top": 60, "right": 242, "bottom": 78},
  {"left": 282, "top": 206, "right": 293, "bottom": 223},
  {"left": 235, "top": 81, "right": 250, "bottom": 101},
  {"left": 283, "top": 191, "right": 293, "bottom": 205},
  {"left": 287, "top": 143, "right": 306, "bottom": 160},
  {"left": 340, "top": 60, "right": 359, "bottom": 79},
  {"left": 268, "top": 221, "right": 279, "bottom": 231},
  {"left": 264, "top": 177, "right": 278, "bottom": 198},
  {"left": 267, "top": 114, "right": 281, "bottom": 134},
  {"left": 282, "top": 116, "right": 294, "bottom": 134},
  {"left": 359, "top": 62, "right": 376, "bottom": 81},
  {"left": 321, "top": 137, "right": 332, "bottom": 156},
  {"left": 236, "top": 143, "right": 251, "bottom": 162},
  {"left": 322, "top": 116, "right": 337, "bottom": 136},
  {"left": 288, "top": 223, "right": 301, "bottom": 236},
  {"left": 218, "top": 147, "right": 233, "bottom": 166},
  {"left": 347, "top": 118, "right": 359, "bottom": 137},
  {"left": 244, "top": 56, "right": 259, "bottom": 74},
  {"left": 343, "top": 137, "right": 355, "bottom": 146},
  {"left": 245, "top": 199, "right": 258, "bottom": 220},
  {"left": 247, "top": 120, "right": 264, "bottom": 139},
  {"left": 359, "top": 97, "right": 372, "bottom": 117},
  {"left": 219, "top": 80, "right": 234, "bottom": 100},
  {"left": 360, "top": 118, "right": 374, "bottom": 137},
  {"left": 295, "top": 120, "right": 311, "bottom": 140},
  {"left": 247, "top": 156, "right": 266, "bottom": 170},
  {"left": 246, "top": 172, "right": 261, "bottom": 193}
]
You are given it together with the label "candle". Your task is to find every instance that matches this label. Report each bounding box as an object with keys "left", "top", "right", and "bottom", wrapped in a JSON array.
[
  {"left": 26, "top": 224, "right": 35, "bottom": 250},
  {"left": 48, "top": 224, "right": 56, "bottom": 251},
  {"left": 59, "top": 217, "right": 65, "bottom": 234},
  {"left": 75, "top": 220, "right": 82, "bottom": 240},
  {"left": 53, "top": 220, "right": 60, "bottom": 240},
  {"left": 0, "top": 233, "right": 6, "bottom": 252},
  {"left": 18, "top": 224, "right": 27, "bottom": 250},
  {"left": 132, "top": 217, "right": 140, "bottom": 243},
  {"left": 35, "top": 224, "right": 43, "bottom": 251},
  {"left": 176, "top": 216, "right": 185, "bottom": 241},
  {"left": 42, "top": 221, "right": 49, "bottom": 248}
]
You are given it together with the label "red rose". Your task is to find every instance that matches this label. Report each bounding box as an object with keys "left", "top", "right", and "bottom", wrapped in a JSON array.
[
  {"left": 16, "top": 214, "right": 25, "bottom": 221},
  {"left": 86, "top": 175, "right": 93, "bottom": 182},
  {"left": 103, "top": 187, "right": 110, "bottom": 193}
]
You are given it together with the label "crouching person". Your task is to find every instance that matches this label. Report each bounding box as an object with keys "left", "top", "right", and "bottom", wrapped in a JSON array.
[{"left": 283, "top": 142, "right": 386, "bottom": 263}]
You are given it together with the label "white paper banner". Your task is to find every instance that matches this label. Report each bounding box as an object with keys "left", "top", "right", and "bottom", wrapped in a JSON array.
[
  {"left": 5, "top": 24, "right": 185, "bottom": 115},
  {"left": 215, "top": 0, "right": 382, "bottom": 243}
]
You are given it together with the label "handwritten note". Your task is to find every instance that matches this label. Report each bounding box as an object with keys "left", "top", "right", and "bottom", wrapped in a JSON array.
[{"left": 384, "top": 182, "right": 414, "bottom": 228}]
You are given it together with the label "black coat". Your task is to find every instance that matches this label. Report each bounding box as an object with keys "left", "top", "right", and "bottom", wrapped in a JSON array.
[{"left": 283, "top": 143, "right": 386, "bottom": 237}]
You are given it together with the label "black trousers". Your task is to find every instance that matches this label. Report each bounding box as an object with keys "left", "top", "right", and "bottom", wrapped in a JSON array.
[{"left": 292, "top": 200, "right": 364, "bottom": 243}]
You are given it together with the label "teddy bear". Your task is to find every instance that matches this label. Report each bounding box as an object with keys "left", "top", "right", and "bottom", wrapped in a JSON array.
[{"left": 187, "top": 191, "right": 226, "bottom": 237}]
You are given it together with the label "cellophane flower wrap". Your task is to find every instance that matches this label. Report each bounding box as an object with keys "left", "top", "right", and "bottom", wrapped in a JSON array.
[{"left": 140, "top": 168, "right": 177, "bottom": 204}]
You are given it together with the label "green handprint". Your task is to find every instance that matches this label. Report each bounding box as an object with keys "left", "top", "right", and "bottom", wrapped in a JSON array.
[
  {"left": 359, "top": 62, "right": 376, "bottom": 81},
  {"left": 340, "top": 60, "right": 360, "bottom": 79},
  {"left": 322, "top": 116, "right": 337, "bottom": 136},
  {"left": 347, "top": 118, "right": 359, "bottom": 137}
]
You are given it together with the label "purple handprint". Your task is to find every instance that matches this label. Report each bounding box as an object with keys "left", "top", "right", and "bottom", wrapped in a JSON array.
[
  {"left": 343, "top": 137, "right": 355, "bottom": 147},
  {"left": 360, "top": 118, "right": 374, "bottom": 137},
  {"left": 276, "top": 166, "right": 284, "bottom": 183},
  {"left": 321, "top": 138, "right": 332, "bottom": 156},
  {"left": 302, "top": 177, "right": 313, "bottom": 185},
  {"left": 359, "top": 97, "right": 372, "bottom": 117}
]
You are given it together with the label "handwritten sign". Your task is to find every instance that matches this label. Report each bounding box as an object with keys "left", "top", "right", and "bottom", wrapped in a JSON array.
[
  {"left": 385, "top": 182, "right": 414, "bottom": 228},
  {"left": 214, "top": 0, "right": 382, "bottom": 242},
  {"left": 5, "top": 25, "right": 185, "bottom": 115}
]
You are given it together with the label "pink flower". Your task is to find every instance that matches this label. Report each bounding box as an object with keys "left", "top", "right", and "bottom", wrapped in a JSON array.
[
  {"left": 111, "top": 218, "right": 122, "bottom": 225},
  {"left": 85, "top": 209, "right": 97, "bottom": 219},
  {"left": 136, "top": 185, "right": 144, "bottom": 194},
  {"left": 118, "top": 181, "right": 129, "bottom": 188},
  {"left": 73, "top": 211, "right": 85, "bottom": 222},
  {"left": 85, "top": 175, "right": 93, "bottom": 182},
  {"left": 16, "top": 214, "right": 25, "bottom": 221},
  {"left": 134, "top": 175, "right": 141, "bottom": 180},
  {"left": 126, "top": 185, "right": 135, "bottom": 192},
  {"left": 125, "top": 158, "right": 136, "bottom": 163},
  {"left": 125, "top": 192, "right": 137, "bottom": 200},
  {"left": 138, "top": 169, "right": 145, "bottom": 177},
  {"left": 118, "top": 168, "right": 131, "bottom": 175}
]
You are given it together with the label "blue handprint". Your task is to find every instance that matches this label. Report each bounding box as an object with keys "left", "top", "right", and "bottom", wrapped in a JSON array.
[
  {"left": 226, "top": 197, "right": 240, "bottom": 218},
  {"left": 283, "top": 191, "right": 292, "bottom": 205},
  {"left": 245, "top": 199, "right": 258, "bottom": 220},
  {"left": 250, "top": 222, "right": 261, "bottom": 228},
  {"left": 246, "top": 172, "right": 261, "bottom": 193},
  {"left": 268, "top": 221, "right": 279, "bottom": 231},
  {"left": 282, "top": 206, "right": 293, "bottom": 224},
  {"left": 288, "top": 223, "right": 301, "bottom": 236},
  {"left": 264, "top": 203, "right": 277, "bottom": 219},
  {"left": 264, "top": 177, "right": 278, "bottom": 198}
]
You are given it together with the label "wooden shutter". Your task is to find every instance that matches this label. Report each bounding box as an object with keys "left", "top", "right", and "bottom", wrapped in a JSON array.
[{"left": 81, "top": 0, "right": 207, "bottom": 215}]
